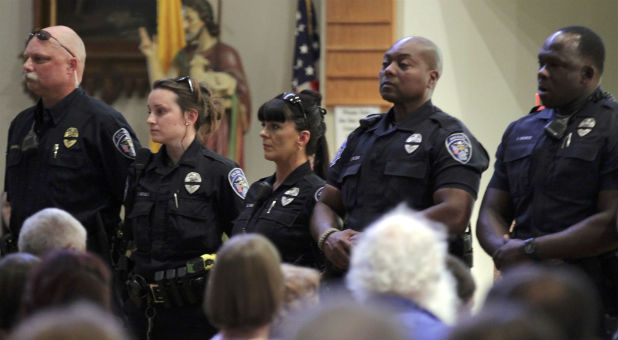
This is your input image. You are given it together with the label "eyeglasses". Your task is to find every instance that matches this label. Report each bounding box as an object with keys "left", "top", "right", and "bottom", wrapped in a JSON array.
[
  {"left": 282, "top": 92, "right": 306, "bottom": 120},
  {"left": 174, "top": 76, "right": 194, "bottom": 93},
  {"left": 27, "top": 30, "right": 76, "bottom": 58}
]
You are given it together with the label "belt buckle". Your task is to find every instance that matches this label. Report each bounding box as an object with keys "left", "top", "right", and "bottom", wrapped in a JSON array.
[{"left": 149, "top": 283, "right": 165, "bottom": 304}]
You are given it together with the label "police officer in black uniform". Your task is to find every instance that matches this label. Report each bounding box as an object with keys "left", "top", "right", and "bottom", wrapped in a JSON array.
[
  {"left": 3, "top": 26, "right": 139, "bottom": 258},
  {"left": 232, "top": 90, "right": 327, "bottom": 269},
  {"left": 311, "top": 36, "right": 489, "bottom": 272},
  {"left": 477, "top": 26, "right": 618, "bottom": 338},
  {"left": 123, "top": 76, "right": 247, "bottom": 340}
]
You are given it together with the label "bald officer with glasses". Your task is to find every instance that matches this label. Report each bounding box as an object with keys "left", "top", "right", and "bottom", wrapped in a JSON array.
[{"left": 3, "top": 26, "right": 140, "bottom": 260}]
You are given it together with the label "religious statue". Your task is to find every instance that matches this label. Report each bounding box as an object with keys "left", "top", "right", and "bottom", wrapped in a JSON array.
[{"left": 139, "top": 0, "right": 251, "bottom": 167}]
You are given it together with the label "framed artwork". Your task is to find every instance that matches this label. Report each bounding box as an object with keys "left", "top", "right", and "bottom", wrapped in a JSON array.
[{"left": 32, "top": 0, "right": 157, "bottom": 103}]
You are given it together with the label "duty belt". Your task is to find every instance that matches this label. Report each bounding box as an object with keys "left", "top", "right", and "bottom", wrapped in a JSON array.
[{"left": 127, "top": 254, "right": 216, "bottom": 309}]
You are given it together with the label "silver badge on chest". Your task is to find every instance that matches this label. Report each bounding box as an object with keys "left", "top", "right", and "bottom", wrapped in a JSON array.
[
  {"left": 184, "top": 172, "right": 202, "bottom": 194},
  {"left": 281, "top": 187, "right": 300, "bottom": 206},
  {"left": 404, "top": 133, "right": 422, "bottom": 154},
  {"left": 577, "top": 118, "right": 595, "bottom": 137}
]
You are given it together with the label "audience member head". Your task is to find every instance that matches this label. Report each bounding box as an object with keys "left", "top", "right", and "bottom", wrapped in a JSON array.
[
  {"left": 23, "top": 26, "right": 86, "bottom": 107},
  {"left": 285, "top": 298, "right": 407, "bottom": 340},
  {"left": 346, "top": 205, "right": 457, "bottom": 324},
  {"left": 447, "top": 301, "right": 562, "bottom": 340},
  {"left": 271, "top": 263, "right": 321, "bottom": 336},
  {"left": 485, "top": 264, "right": 600, "bottom": 339},
  {"left": 379, "top": 36, "right": 442, "bottom": 106},
  {"left": 446, "top": 254, "right": 476, "bottom": 319},
  {"left": 258, "top": 90, "right": 328, "bottom": 177},
  {"left": 18, "top": 208, "right": 87, "bottom": 256},
  {"left": 21, "top": 249, "right": 112, "bottom": 317},
  {"left": 280, "top": 263, "right": 320, "bottom": 313},
  {"left": 149, "top": 76, "right": 222, "bottom": 146},
  {"left": 8, "top": 301, "right": 129, "bottom": 340},
  {"left": 0, "top": 253, "right": 40, "bottom": 335},
  {"left": 205, "top": 234, "right": 284, "bottom": 339}
]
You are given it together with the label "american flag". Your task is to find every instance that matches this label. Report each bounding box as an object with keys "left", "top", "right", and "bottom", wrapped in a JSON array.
[{"left": 292, "top": 0, "right": 320, "bottom": 91}]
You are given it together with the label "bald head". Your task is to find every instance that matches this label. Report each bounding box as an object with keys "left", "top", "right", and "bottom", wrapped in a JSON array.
[
  {"left": 44, "top": 26, "right": 86, "bottom": 78},
  {"left": 379, "top": 36, "right": 443, "bottom": 109},
  {"left": 396, "top": 36, "right": 443, "bottom": 75}
]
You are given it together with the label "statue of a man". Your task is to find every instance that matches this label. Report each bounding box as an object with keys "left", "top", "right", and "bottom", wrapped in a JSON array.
[{"left": 139, "top": 0, "right": 251, "bottom": 167}]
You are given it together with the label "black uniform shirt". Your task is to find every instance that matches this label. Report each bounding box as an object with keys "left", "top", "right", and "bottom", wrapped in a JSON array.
[
  {"left": 5, "top": 88, "right": 139, "bottom": 252},
  {"left": 127, "top": 139, "right": 246, "bottom": 278},
  {"left": 329, "top": 100, "right": 489, "bottom": 231},
  {"left": 232, "top": 161, "right": 325, "bottom": 267},
  {"left": 489, "top": 98, "right": 618, "bottom": 238}
]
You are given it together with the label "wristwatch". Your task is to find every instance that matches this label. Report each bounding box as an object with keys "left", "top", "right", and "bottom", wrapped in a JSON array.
[{"left": 523, "top": 238, "right": 539, "bottom": 260}]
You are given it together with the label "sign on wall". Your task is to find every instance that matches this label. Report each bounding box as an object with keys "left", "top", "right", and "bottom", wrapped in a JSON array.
[{"left": 334, "top": 105, "right": 381, "bottom": 150}]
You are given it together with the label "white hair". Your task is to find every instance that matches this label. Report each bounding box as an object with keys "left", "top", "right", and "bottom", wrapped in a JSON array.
[
  {"left": 18, "top": 208, "right": 87, "bottom": 256},
  {"left": 346, "top": 205, "right": 457, "bottom": 324}
]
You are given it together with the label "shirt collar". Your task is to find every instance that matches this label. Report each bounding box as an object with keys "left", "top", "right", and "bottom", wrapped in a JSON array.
[
  {"left": 37, "top": 88, "right": 83, "bottom": 126},
  {"left": 370, "top": 100, "right": 435, "bottom": 134},
  {"left": 153, "top": 138, "right": 202, "bottom": 175},
  {"left": 267, "top": 161, "right": 312, "bottom": 190}
]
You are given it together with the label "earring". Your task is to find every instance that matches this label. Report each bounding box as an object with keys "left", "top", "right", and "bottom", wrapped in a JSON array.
[{"left": 185, "top": 121, "right": 190, "bottom": 126}]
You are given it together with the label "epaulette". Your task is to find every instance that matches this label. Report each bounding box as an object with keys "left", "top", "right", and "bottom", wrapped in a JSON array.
[
  {"left": 359, "top": 114, "right": 383, "bottom": 128},
  {"left": 529, "top": 105, "right": 545, "bottom": 114}
]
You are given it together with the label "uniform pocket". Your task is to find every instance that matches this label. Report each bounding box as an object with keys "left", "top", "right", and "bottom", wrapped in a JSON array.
[
  {"left": 550, "top": 143, "right": 600, "bottom": 198},
  {"left": 167, "top": 197, "right": 216, "bottom": 254},
  {"left": 128, "top": 200, "right": 154, "bottom": 251},
  {"left": 48, "top": 149, "right": 85, "bottom": 199},
  {"left": 384, "top": 160, "right": 426, "bottom": 178},
  {"left": 503, "top": 142, "right": 534, "bottom": 197}
]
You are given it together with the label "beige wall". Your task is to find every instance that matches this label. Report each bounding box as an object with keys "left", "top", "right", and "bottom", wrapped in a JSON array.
[{"left": 396, "top": 0, "right": 618, "bottom": 308}]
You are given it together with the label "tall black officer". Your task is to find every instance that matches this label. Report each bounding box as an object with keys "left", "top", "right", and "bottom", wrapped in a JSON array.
[
  {"left": 311, "top": 36, "right": 489, "bottom": 271},
  {"left": 476, "top": 26, "right": 618, "bottom": 337},
  {"left": 123, "top": 76, "right": 247, "bottom": 340},
  {"left": 3, "top": 26, "right": 140, "bottom": 258},
  {"left": 232, "top": 90, "right": 328, "bottom": 269}
]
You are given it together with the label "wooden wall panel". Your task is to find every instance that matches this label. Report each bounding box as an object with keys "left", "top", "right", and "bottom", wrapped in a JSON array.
[
  {"left": 327, "top": 79, "right": 389, "bottom": 106},
  {"left": 325, "top": 0, "right": 394, "bottom": 107},
  {"left": 327, "top": 24, "right": 392, "bottom": 49},
  {"left": 326, "top": 51, "right": 383, "bottom": 78},
  {"left": 327, "top": 0, "right": 392, "bottom": 23}
]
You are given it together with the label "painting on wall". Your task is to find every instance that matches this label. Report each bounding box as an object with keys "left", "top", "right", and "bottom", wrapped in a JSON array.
[{"left": 32, "top": 0, "right": 157, "bottom": 103}]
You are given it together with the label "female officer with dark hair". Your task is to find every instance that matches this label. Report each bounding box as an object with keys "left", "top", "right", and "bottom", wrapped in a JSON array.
[
  {"left": 232, "top": 90, "right": 328, "bottom": 269},
  {"left": 123, "top": 76, "right": 247, "bottom": 340}
]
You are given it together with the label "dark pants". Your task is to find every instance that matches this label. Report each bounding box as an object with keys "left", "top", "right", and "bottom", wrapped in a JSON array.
[{"left": 124, "top": 299, "right": 217, "bottom": 340}]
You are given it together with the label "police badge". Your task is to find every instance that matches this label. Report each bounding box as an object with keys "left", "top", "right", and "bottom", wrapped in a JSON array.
[
  {"left": 184, "top": 172, "right": 202, "bottom": 194},
  {"left": 63, "top": 127, "right": 79, "bottom": 148}
]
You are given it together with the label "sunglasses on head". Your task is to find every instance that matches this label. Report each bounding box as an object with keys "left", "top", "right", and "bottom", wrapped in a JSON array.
[
  {"left": 282, "top": 92, "right": 306, "bottom": 120},
  {"left": 27, "top": 30, "right": 76, "bottom": 58},
  {"left": 174, "top": 76, "right": 194, "bottom": 94}
]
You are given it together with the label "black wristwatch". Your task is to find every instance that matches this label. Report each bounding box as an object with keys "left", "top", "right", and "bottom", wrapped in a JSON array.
[{"left": 523, "top": 238, "right": 539, "bottom": 260}]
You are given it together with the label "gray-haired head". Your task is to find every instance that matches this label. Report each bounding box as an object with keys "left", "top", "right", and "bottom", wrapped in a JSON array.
[{"left": 18, "top": 208, "right": 87, "bottom": 256}]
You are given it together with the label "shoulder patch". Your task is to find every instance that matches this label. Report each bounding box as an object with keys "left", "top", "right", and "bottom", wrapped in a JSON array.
[
  {"left": 113, "top": 128, "right": 136, "bottom": 159},
  {"left": 330, "top": 140, "right": 347, "bottom": 167},
  {"left": 314, "top": 186, "right": 324, "bottom": 202},
  {"left": 228, "top": 168, "right": 249, "bottom": 199},
  {"left": 445, "top": 132, "right": 472, "bottom": 164}
]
